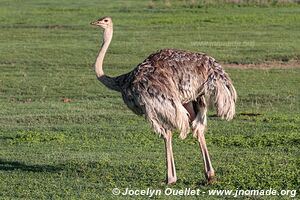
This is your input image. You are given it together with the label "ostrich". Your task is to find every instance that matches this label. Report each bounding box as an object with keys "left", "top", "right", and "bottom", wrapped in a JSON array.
[{"left": 91, "top": 16, "right": 237, "bottom": 184}]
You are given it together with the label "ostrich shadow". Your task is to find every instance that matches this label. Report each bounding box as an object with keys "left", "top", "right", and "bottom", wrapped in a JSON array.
[{"left": 0, "top": 159, "right": 63, "bottom": 173}]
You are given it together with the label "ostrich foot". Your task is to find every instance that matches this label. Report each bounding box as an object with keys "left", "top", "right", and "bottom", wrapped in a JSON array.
[
  {"left": 205, "top": 170, "right": 216, "bottom": 184},
  {"left": 167, "top": 177, "right": 177, "bottom": 185}
]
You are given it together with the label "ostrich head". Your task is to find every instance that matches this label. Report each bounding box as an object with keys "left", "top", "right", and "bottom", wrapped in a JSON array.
[{"left": 90, "top": 16, "right": 113, "bottom": 29}]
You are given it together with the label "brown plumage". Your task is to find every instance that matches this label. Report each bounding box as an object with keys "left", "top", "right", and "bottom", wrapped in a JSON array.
[{"left": 91, "top": 16, "right": 237, "bottom": 185}]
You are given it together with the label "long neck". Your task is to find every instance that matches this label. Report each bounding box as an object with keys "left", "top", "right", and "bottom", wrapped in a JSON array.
[{"left": 95, "top": 27, "right": 120, "bottom": 92}]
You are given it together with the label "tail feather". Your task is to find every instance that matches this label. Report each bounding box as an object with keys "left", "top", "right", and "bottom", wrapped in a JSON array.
[
  {"left": 214, "top": 77, "right": 236, "bottom": 120},
  {"left": 207, "top": 63, "right": 237, "bottom": 121}
]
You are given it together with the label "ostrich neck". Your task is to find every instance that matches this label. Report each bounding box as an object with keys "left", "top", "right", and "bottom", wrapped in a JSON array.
[
  {"left": 95, "top": 27, "right": 121, "bottom": 92},
  {"left": 95, "top": 28, "right": 112, "bottom": 77}
]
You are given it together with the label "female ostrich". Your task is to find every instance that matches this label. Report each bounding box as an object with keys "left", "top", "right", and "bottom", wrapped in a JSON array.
[{"left": 91, "top": 16, "right": 236, "bottom": 184}]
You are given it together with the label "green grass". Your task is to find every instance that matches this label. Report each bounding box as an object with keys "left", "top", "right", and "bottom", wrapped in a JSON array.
[{"left": 0, "top": 0, "right": 299, "bottom": 199}]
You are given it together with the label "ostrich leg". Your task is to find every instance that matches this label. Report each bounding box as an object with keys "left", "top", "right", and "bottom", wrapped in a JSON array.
[
  {"left": 195, "top": 99, "right": 215, "bottom": 183},
  {"left": 188, "top": 97, "right": 215, "bottom": 184},
  {"left": 164, "top": 131, "right": 177, "bottom": 184},
  {"left": 197, "top": 129, "right": 215, "bottom": 183}
]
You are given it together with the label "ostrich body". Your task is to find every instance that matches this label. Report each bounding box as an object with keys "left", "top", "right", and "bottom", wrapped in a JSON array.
[{"left": 91, "top": 17, "right": 237, "bottom": 184}]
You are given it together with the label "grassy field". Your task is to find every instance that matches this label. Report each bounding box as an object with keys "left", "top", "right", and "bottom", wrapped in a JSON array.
[{"left": 0, "top": 0, "right": 299, "bottom": 199}]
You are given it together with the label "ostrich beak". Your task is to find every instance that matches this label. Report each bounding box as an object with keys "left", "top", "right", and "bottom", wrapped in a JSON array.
[{"left": 90, "top": 21, "right": 98, "bottom": 26}]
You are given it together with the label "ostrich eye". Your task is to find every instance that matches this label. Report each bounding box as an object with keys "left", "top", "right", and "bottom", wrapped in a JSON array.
[{"left": 104, "top": 19, "right": 108, "bottom": 22}]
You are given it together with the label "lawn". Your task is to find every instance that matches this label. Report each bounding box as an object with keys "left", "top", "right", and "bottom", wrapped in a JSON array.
[{"left": 0, "top": 0, "right": 299, "bottom": 199}]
